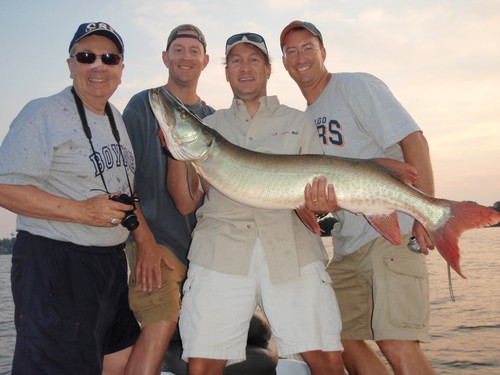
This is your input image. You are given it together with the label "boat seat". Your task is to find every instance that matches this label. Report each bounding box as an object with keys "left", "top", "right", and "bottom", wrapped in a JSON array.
[{"left": 162, "top": 312, "right": 278, "bottom": 374}]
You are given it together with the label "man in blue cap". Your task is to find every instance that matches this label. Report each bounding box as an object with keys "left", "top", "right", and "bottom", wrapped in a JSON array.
[{"left": 0, "top": 21, "right": 140, "bottom": 374}]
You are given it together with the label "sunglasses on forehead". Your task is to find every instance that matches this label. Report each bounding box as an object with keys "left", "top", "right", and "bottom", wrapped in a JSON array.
[
  {"left": 225, "top": 33, "right": 268, "bottom": 56},
  {"left": 226, "top": 32, "right": 265, "bottom": 46},
  {"left": 71, "top": 52, "right": 122, "bottom": 65}
]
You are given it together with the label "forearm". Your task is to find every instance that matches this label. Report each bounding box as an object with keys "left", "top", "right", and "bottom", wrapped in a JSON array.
[
  {"left": 131, "top": 203, "right": 156, "bottom": 245},
  {"left": 0, "top": 182, "right": 137, "bottom": 229},
  {"left": 400, "top": 131, "right": 436, "bottom": 250},
  {"left": 400, "top": 132, "right": 435, "bottom": 196},
  {"left": 0, "top": 184, "right": 85, "bottom": 222},
  {"left": 166, "top": 158, "right": 203, "bottom": 214}
]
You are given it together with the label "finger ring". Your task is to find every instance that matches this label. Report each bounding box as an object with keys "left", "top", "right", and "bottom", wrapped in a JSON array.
[
  {"left": 111, "top": 218, "right": 119, "bottom": 225},
  {"left": 312, "top": 198, "right": 318, "bottom": 204}
]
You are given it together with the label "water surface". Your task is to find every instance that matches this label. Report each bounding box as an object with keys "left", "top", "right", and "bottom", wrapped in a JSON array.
[{"left": 0, "top": 227, "right": 498, "bottom": 374}]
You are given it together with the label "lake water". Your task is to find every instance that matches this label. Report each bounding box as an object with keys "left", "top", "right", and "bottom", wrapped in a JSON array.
[{"left": 0, "top": 227, "right": 499, "bottom": 374}]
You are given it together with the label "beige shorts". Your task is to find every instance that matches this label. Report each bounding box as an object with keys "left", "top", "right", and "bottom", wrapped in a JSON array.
[
  {"left": 126, "top": 242, "right": 187, "bottom": 326},
  {"left": 327, "top": 234, "right": 430, "bottom": 342},
  {"left": 179, "top": 238, "right": 343, "bottom": 363}
]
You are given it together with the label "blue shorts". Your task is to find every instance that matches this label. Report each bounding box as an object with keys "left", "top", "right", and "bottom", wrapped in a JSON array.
[{"left": 10, "top": 231, "right": 140, "bottom": 374}]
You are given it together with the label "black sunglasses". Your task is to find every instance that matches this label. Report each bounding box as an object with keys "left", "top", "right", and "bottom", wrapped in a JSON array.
[{"left": 71, "top": 52, "right": 122, "bottom": 65}]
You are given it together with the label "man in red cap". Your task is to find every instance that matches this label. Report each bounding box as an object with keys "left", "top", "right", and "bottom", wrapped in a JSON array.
[{"left": 281, "top": 20, "right": 436, "bottom": 375}]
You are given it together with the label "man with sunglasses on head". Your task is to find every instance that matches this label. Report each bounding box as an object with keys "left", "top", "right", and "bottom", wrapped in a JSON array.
[
  {"left": 168, "top": 32, "right": 344, "bottom": 375},
  {"left": 0, "top": 22, "right": 140, "bottom": 374},
  {"left": 121, "top": 24, "right": 215, "bottom": 375},
  {"left": 281, "top": 20, "right": 436, "bottom": 375}
]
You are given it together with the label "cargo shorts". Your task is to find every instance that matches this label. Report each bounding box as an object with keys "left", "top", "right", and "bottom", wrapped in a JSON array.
[
  {"left": 126, "top": 242, "right": 187, "bottom": 326},
  {"left": 327, "top": 234, "right": 430, "bottom": 342}
]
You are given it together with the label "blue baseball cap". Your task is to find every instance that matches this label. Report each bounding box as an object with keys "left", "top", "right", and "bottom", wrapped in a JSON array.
[{"left": 69, "top": 22, "right": 124, "bottom": 55}]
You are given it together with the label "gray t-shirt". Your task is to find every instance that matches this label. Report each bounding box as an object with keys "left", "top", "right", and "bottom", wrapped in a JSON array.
[
  {"left": 0, "top": 86, "right": 135, "bottom": 246},
  {"left": 306, "top": 72, "right": 421, "bottom": 258}
]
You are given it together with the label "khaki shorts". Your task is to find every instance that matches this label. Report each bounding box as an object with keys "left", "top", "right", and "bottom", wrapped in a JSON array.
[
  {"left": 126, "top": 242, "right": 187, "bottom": 326},
  {"left": 327, "top": 234, "right": 430, "bottom": 342}
]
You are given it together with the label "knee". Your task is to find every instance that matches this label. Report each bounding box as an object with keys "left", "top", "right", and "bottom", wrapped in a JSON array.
[
  {"left": 302, "top": 350, "right": 345, "bottom": 375},
  {"left": 377, "top": 339, "right": 417, "bottom": 363}
]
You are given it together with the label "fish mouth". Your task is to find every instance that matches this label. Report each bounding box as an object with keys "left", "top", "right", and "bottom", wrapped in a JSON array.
[{"left": 150, "top": 87, "right": 202, "bottom": 145}]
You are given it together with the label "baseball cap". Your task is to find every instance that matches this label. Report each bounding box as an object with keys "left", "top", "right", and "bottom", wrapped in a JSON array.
[
  {"left": 69, "top": 22, "right": 124, "bottom": 55},
  {"left": 166, "top": 24, "right": 207, "bottom": 52},
  {"left": 225, "top": 33, "right": 269, "bottom": 58},
  {"left": 280, "top": 20, "right": 323, "bottom": 49}
]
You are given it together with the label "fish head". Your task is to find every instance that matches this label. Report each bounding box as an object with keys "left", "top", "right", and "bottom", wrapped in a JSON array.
[{"left": 148, "top": 87, "right": 211, "bottom": 162}]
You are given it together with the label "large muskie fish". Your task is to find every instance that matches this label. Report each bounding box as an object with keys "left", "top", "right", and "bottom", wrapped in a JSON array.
[{"left": 149, "top": 88, "right": 500, "bottom": 278}]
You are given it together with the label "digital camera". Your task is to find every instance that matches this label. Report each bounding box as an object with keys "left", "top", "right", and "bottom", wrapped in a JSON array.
[{"left": 109, "top": 193, "right": 140, "bottom": 231}]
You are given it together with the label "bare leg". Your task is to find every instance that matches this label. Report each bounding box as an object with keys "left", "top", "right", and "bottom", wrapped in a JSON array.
[
  {"left": 377, "top": 340, "right": 436, "bottom": 375},
  {"left": 103, "top": 346, "right": 133, "bottom": 375},
  {"left": 341, "top": 340, "right": 390, "bottom": 375},
  {"left": 188, "top": 358, "right": 227, "bottom": 375},
  {"left": 301, "top": 349, "right": 345, "bottom": 375},
  {"left": 124, "top": 319, "right": 177, "bottom": 375}
]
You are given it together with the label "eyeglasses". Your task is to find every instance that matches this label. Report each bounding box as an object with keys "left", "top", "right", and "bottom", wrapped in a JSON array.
[
  {"left": 283, "top": 44, "right": 320, "bottom": 59},
  {"left": 71, "top": 52, "right": 122, "bottom": 65},
  {"left": 225, "top": 33, "right": 268, "bottom": 56}
]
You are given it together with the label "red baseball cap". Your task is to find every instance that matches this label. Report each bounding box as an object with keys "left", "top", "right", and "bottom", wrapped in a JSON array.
[{"left": 280, "top": 20, "right": 323, "bottom": 50}]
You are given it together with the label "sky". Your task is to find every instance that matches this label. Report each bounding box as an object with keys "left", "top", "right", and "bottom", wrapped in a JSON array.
[{"left": 0, "top": 0, "right": 499, "bottom": 238}]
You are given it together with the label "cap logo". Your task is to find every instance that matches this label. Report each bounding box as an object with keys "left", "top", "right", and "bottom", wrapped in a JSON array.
[
  {"left": 85, "top": 22, "right": 116, "bottom": 34},
  {"left": 69, "top": 21, "right": 124, "bottom": 55}
]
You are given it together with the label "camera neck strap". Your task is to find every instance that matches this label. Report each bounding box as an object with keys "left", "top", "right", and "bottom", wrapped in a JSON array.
[{"left": 71, "top": 87, "right": 134, "bottom": 196}]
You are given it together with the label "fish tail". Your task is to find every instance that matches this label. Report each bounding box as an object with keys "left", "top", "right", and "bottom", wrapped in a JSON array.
[{"left": 432, "top": 201, "right": 500, "bottom": 279}]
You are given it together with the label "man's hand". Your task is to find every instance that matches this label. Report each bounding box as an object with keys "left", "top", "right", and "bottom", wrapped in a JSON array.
[
  {"left": 135, "top": 241, "right": 175, "bottom": 292},
  {"left": 411, "top": 221, "right": 435, "bottom": 255},
  {"left": 304, "top": 176, "right": 338, "bottom": 213}
]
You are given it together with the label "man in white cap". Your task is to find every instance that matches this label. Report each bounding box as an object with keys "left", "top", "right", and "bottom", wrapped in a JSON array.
[{"left": 168, "top": 32, "right": 344, "bottom": 375}]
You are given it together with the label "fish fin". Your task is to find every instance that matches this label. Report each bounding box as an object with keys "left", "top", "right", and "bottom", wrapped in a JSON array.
[
  {"left": 295, "top": 207, "right": 322, "bottom": 235},
  {"left": 365, "top": 211, "right": 402, "bottom": 245},
  {"left": 431, "top": 201, "right": 500, "bottom": 279},
  {"left": 373, "top": 158, "right": 418, "bottom": 185}
]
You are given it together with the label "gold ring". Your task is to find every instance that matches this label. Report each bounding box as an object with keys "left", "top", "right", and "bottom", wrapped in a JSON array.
[{"left": 312, "top": 199, "right": 318, "bottom": 204}]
